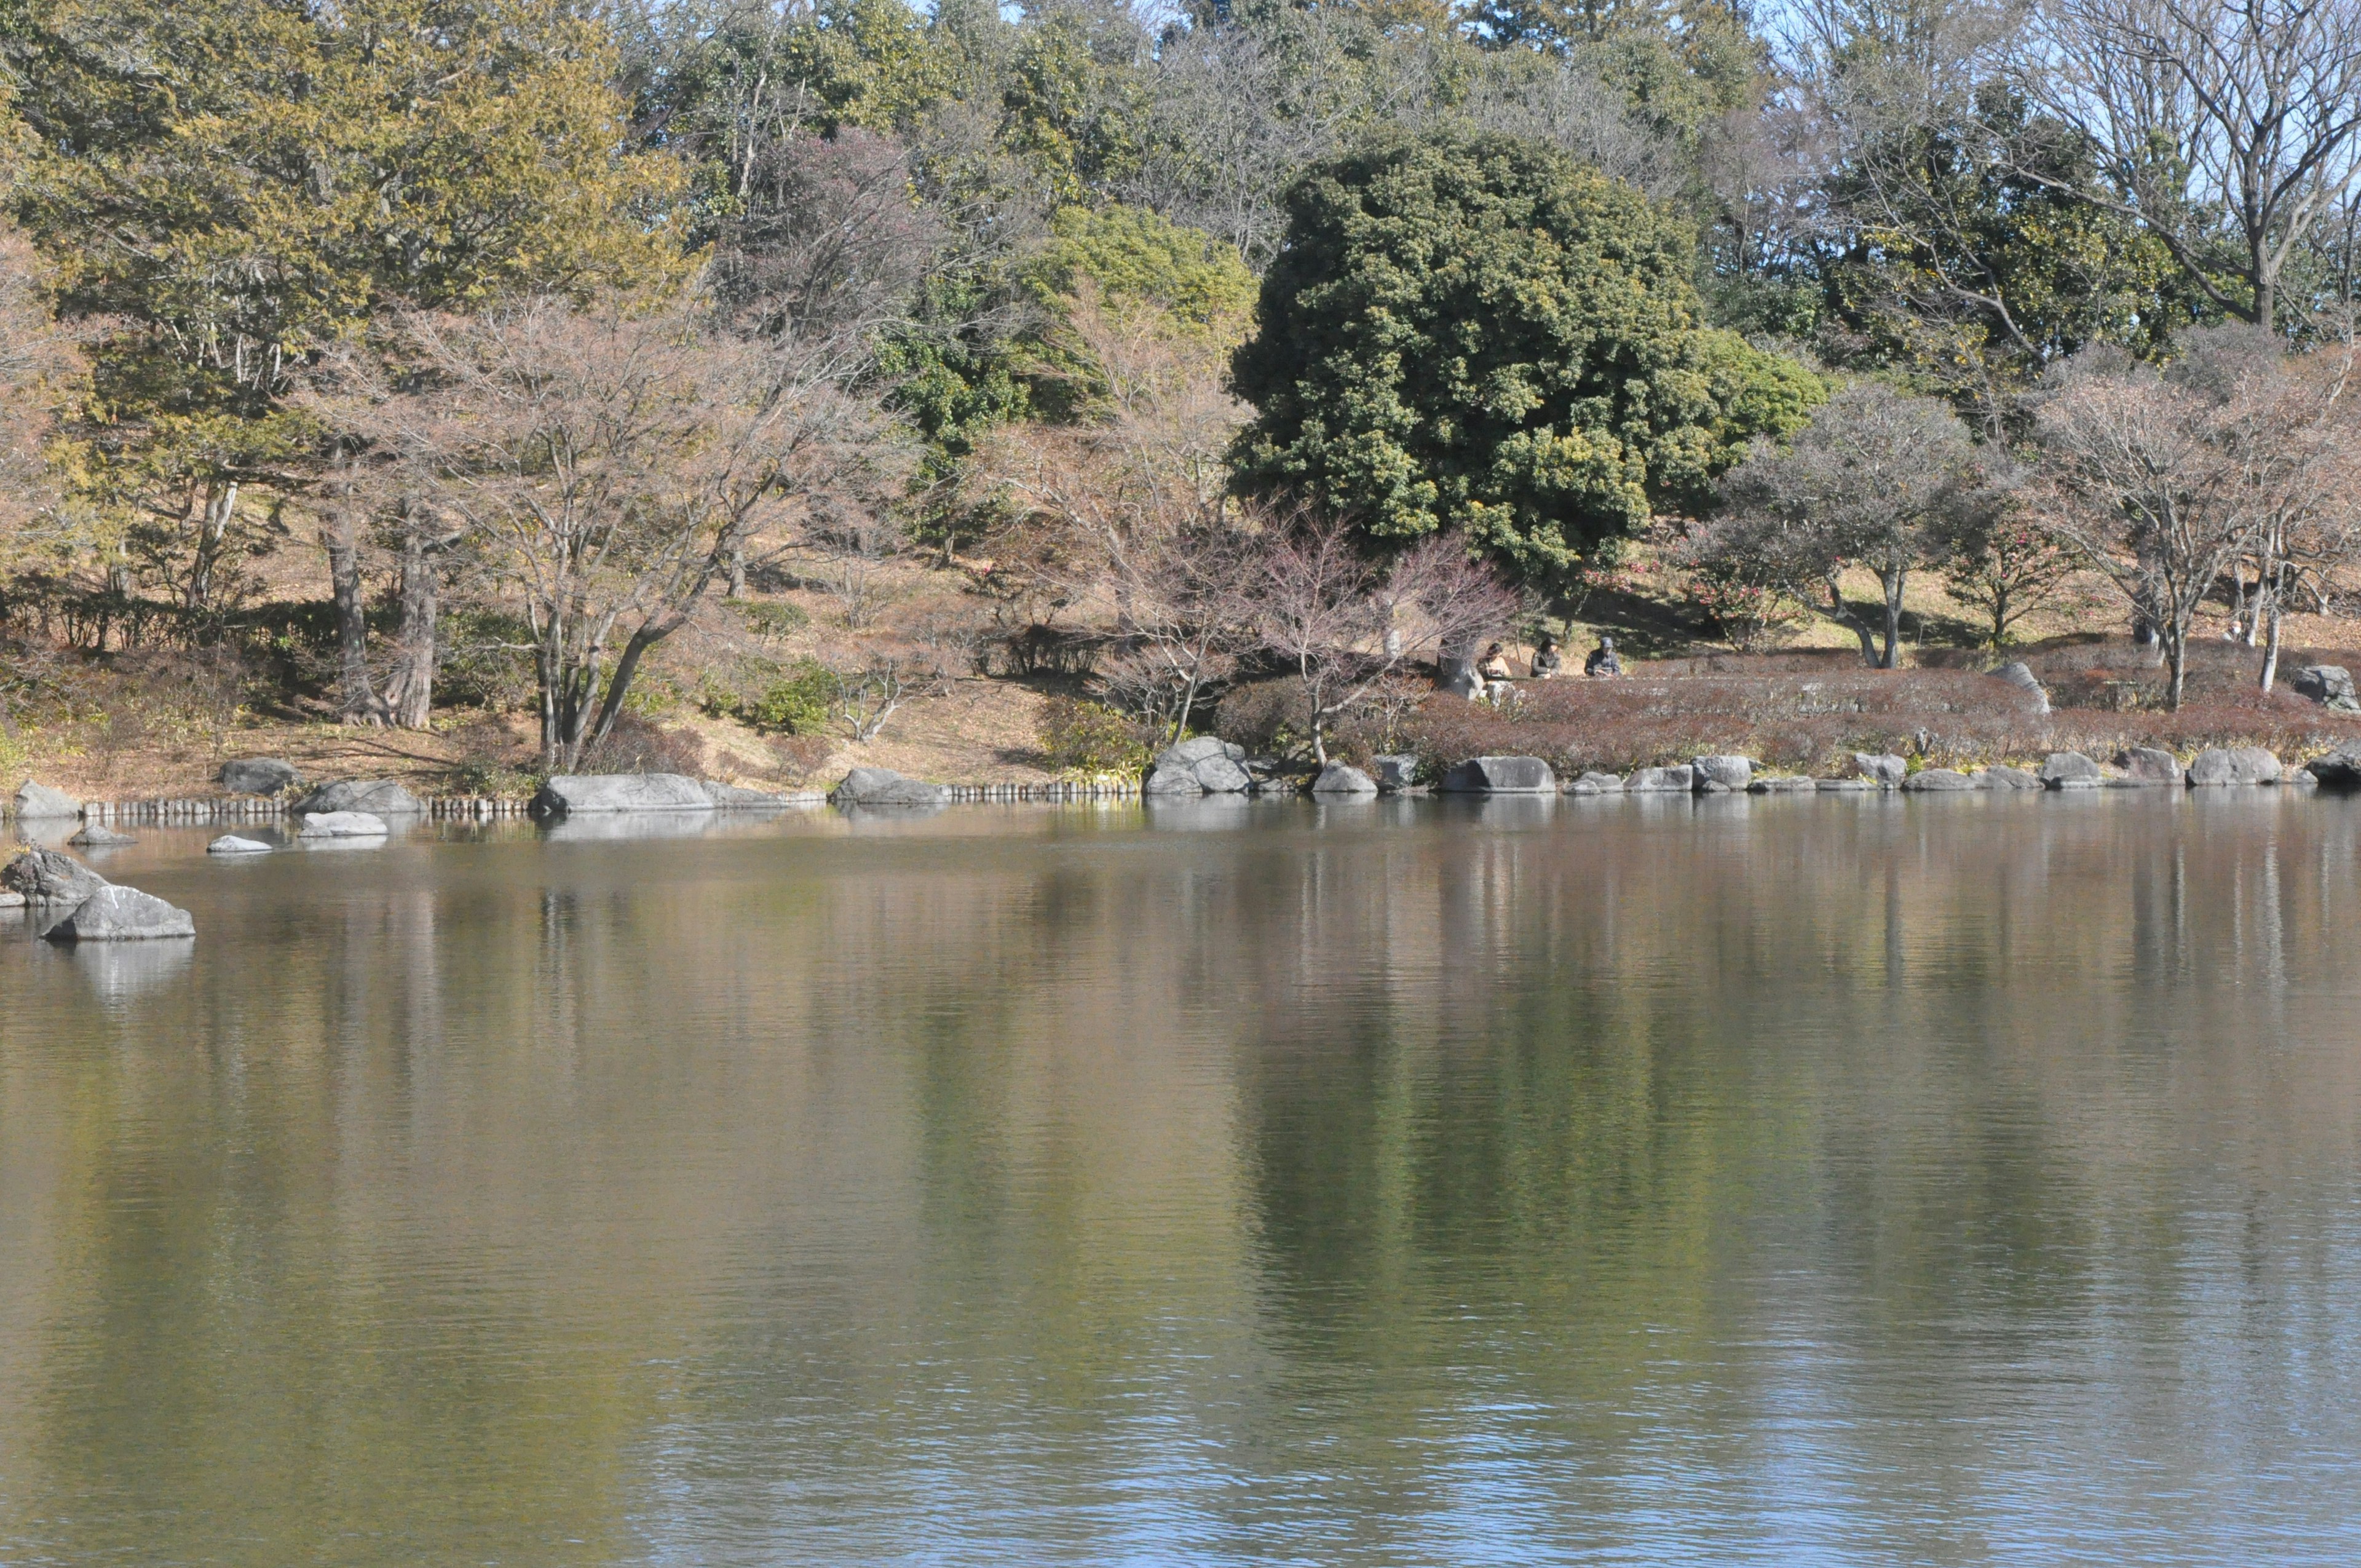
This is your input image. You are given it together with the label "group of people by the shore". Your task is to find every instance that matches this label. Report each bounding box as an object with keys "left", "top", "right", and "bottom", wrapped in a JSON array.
[{"left": 1463, "top": 635, "right": 1619, "bottom": 702}]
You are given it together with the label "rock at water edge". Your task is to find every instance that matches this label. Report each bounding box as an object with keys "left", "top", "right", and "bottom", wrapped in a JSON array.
[
  {"left": 1691, "top": 755, "right": 1754, "bottom": 793},
  {"left": 298, "top": 812, "right": 390, "bottom": 839},
  {"left": 1310, "top": 763, "right": 1377, "bottom": 796},
  {"left": 219, "top": 758, "right": 302, "bottom": 796},
  {"left": 1902, "top": 768, "right": 1977, "bottom": 792},
  {"left": 531, "top": 774, "right": 714, "bottom": 816},
  {"left": 13, "top": 780, "right": 81, "bottom": 821},
  {"left": 1439, "top": 756, "right": 1556, "bottom": 794},
  {"left": 296, "top": 778, "right": 426, "bottom": 817},
  {"left": 2305, "top": 743, "right": 2361, "bottom": 788},
  {"left": 69, "top": 825, "right": 137, "bottom": 847},
  {"left": 832, "top": 767, "right": 953, "bottom": 806},
  {"left": 1749, "top": 775, "right": 1816, "bottom": 793},
  {"left": 2039, "top": 751, "right": 2107, "bottom": 788},
  {"left": 1370, "top": 754, "right": 1420, "bottom": 791},
  {"left": 2187, "top": 747, "right": 2281, "bottom": 786},
  {"left": 1626, "top": 765, "right": 1695, "bottom": 793},
  {"left": 1566, "top": 771, "right": 1624, "bottom": 795},
  {"left": 2114, "top": 746, "right": 2184, "bottom": 785},
  {"left": 1847, "top": 753, "right": 1908, "bottom": 785},
  {"left": 2, "top": 848, "right": 108, "bottom": 905},
  {"left": 44, "top": 884, "right": 194, "bottom": 941},
  {"left": 1980, "top": 766, "right": 2044, "bottom": 790},
  {"left": 208, "top": 835, "right": 273, "bottom": 855}
]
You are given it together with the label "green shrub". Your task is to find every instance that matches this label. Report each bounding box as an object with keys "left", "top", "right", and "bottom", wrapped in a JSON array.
[
  {"left": 745, "top": 660, "right": 836, "bottom": 734},
  {"left": 735, "top": 600, "right": 809, "bottom": 638},
  {"left": 1038, "top": 696, "right": 1153, "bottom": 778}
]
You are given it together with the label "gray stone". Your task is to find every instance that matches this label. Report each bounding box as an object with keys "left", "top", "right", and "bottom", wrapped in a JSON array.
[
  {"left": 2114, "top": 746, "right": 2185, "bottom": 785},
  {"left": 702, "top": 780, "right": 785, "bottom": 808},
  {"left": 1902, "top": 767, "right": 1977, "bottom": 792},
  {"left": 1992, "top": 660, "right": 2051, "bottom": 715},
  {"left": 1310, "top": 763, "right": 1378, "bottom": 796},
  {"left": 2304, "top": 743, "right": 2361, "bottom": 788},
  {"left": 1439, "top": 755, "right": 1557, "bottom": 794},
  {"left": 532, "top": 774, "right": 712, "bottom": 816},
  {"left": 1848, "top": 752, "right": 1908, "bottom": 785},
  {"left": 1749, "top": 775, "right": 1817, "bottom": 793},
  {"left": 1980, "top": 765, "right": 2045, "bottom": 791},
  {"left": 68, "top": 824, "right": 136, "bottom": 847},
  {"left": 1626, "top": 764, "right": 1695, "bottom": 793},
  {"left": 0, "top": 889, "right": 22, "bottom": 910},
  {"left": 298, "top": 811, "right": 389, "bottom": 838},
  {"left": 2, "top": 848, "right": 107, "bottom": 905},
  {"left": 2039, "top": 751, "right": 2107, "bottom": 788},
  {"left": 43, "top": 884, "right": 194, "bottom": 942},
  {"left": 219, "top": 758, "right": 302, "bottom": 796},
  {"left": 1817, "top": 777, "right": 1877, "bottom": 791},
  {"left": 2293, "top": 665, "right": 2361, "bottom": 713},
  {"left": 1144, "top": 764, "right": 1203, "bottom": 796},
  {"left": 1143, "top": 736, "right": 1253, "bottom": 796},
  {"left": 13, "top": 780, "right": 81, "bottom": 820},
  {"left": 2186, "top": 746, "right": 2282, "bottom": 786},
  {"left": 295, "top": 778, "right": 426, "bottom": 817},
  {"left": 208, "top": 835, "right": 273, "bottom": 855},
  {"left": 1691, "top": 754, "right": 1754, "bottom": 793},
  {"left": 1370, "top": 754, "right": 1420, "bottom": 791},
  {"left": 1193, "top": 754, "right": 1253, "bottom": 793},
  {"left": 1157, "top": 735, "right": 1246, "bottom": 768},
  {"left": 1566, "top": 770, "right": 1625, "bottom": 795},
  {"left": 831, "top": 767, "right": 952, "bottom": 806}
]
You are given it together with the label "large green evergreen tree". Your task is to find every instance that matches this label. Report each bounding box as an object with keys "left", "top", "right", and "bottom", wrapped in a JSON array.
[{"left": 1229, "top": 130, "right": 1822, "bottom": 585}]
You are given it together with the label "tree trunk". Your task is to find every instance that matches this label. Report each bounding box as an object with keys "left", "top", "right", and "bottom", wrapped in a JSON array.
[
  {"left": 186, "top": 481, "right": 238, "bottom": 613},
  {"left": 324, "top": 497, "right": 389, "bottom": 726},
  {"left": 1829, "top": 575, "right": 1878, "bottom": 666},
  {"left": 2259, "top": 563, "right": 2287, "bottom": 694},
  {"left": 1879, "top": 569, "right": 1905, "bottom": 669},
  {"left": 2165, "top": 622, "right": 2188, "bottom": 710},
  {"left": 382, "top": 520, "right": 440, "bottom": 730}
]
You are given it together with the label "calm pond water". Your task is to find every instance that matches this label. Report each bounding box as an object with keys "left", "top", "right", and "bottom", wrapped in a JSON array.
[{"left": 4, "top": 791, "right": 2361, "bottom": 1566}]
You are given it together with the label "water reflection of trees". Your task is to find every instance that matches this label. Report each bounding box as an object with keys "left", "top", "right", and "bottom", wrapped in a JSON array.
[{"left": 3, "top": 798, "right": 2360, "bottom": 1561}]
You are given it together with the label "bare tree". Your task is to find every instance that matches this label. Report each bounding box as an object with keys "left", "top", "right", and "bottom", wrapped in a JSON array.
[
  {"left": 2029, "top": 331, "right": 2360, "bottom": 705},
  {"left": 1236, "top": 513, "right": 1516, "bottom": 766},
  {"left": 2013, "top": 0, "right": 2361, "bottom": 329},
  {"left": 1714, "top": 383, "right": 1990, "bottom": 667},
  {"left": 336, "top": 296, "right": 899, "bottom": 769}
]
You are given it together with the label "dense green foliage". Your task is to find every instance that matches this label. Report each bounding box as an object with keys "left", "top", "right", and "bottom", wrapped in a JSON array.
[{"left": 1231, "top": 132, "right": 1823, "bottom": 583}]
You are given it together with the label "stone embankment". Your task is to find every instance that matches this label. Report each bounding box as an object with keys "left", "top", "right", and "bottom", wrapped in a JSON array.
[{"left": 1406, "top": 745, "right": 2335, "bottom": 794}]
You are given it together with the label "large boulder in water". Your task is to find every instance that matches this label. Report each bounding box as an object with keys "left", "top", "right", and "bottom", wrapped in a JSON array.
[
  {"left": 1439, "top": 755, "right": 1556, "bottom": 794},
  {"left": 297, "top": 811, "right": 389, "bottom": 839},
  {"left": 2293, "top": 665, "right": 2361, "bottom": 713},
  {"left": 2, "top": 848, "right": 107, "bottom": 905},
  {"left": 1369, "top": 754, "right": 1420, "bottom": 791},
  {"left": 1626, "top": 764, "right": 1694, "bottom": 793},
  {"left": 13, "top": 780, "right": 81, "bottom": 820},
  {"left": 1310, "top": 763, "right": 1377, "bottom": 796},
  {"left": 295, "top": 778, "right": 425, "bottom": 817},
  {"left": 1901, "top": 767, "right": 1977, "bottom": 792},
  {"left": 43, "top": 884, "right": 194, "bottom": 942},
  {"left": 532, "top": 774, "right": 713, "bottom": 817},
  {"left": 2114, "top": 746, "right": 2184, "bottom": 785},
  {"left": 219, "top": 758, "right": 302, "bottom": 796},
  {"left": 831, "top": 767, "right": 952, "bottom": 806},
  {"left": 2187, "top": 746, "right": 2281, "bottom": 786},
  {"left": 1848, "top": 752, "right": 1907, "bottom": 785},
  {"left": 2305, "top": 742, "right": 2361, "bottom": 788},
  {"left": 68, "top": 824, "right": 136, "bottom": 847},
  {"left": 1980, "top": 765, "right": 2044, "bottom": 791},
  {"left": 1690, "top": 754, "right": 1754, "bottom": 793},
  {"left": 2039, "top": 751, "right": 2106, "bottom": 788},
  {"left": 1566, "top": 770, "right": 1624, "bottom": 795},
  {"left": 208, "top": 835, "right": 273, "bottom": 855},
  {"left": 1144, "top": 736, "right": 1252, "bottom": 796},
  {"left": 702, "top": 780, "right": 785, "bottom": 809}
]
